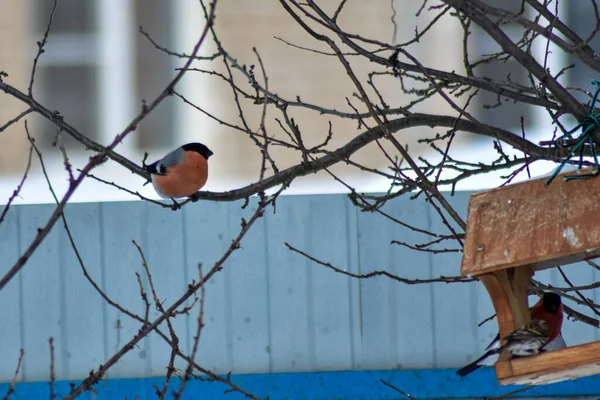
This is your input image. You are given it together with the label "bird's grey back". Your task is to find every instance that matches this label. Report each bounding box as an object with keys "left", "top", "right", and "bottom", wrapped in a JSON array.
[{"left": 157, "top": 147, "right": 185, "bottom": 172}]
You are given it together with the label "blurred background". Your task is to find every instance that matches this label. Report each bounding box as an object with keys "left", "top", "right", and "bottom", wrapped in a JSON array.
[{"left": 0, "top": 0, "right": 587, "bottom": 204}]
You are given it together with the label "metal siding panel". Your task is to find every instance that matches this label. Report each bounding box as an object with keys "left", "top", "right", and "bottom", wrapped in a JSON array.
[
  {"left": 356, "top": 201, "right": 397, "bottom": 370},
  {"left": 182, "top": 201, "right": 232, "bottom": 373},
  {"left": 386, "top": 196, "right": 436, "bottom": 369},
  {"left": 307, "top": 195, "right": 353, "bottom": 371},
  {"left": 60, "top": 203, "right": 106, "bottom": 379},
  {"left": 140, "top": 205, "right": 188, "bottom": 375},
  {"left": 0, "top": 205, "right": 23, "bottom": 380},
  {"left": 345, "top": 202, "right": 362, "bottom": 370},
  {"left": 227, "top": 199, "right": 271, "bottom": 373},
  {"left": 264, "top": 196, "right": 311, "bottom": 372},
  {"left": 473, "top": 282, "right": 497, "bottom": 355},
  {"left": 18, "top": 204, "right": 62, "bottom": 381},
  {"left": 100, "top": 201, "right": 149, "bottom": 378},
  {"left": 429, "top": 192, "right": 473, "bottom": 368}
]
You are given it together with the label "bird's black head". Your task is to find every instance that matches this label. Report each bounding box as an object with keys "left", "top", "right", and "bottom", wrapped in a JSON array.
[
  {"left": 542, "top": 292, "right": 562, "bottom": 313},
  {"left": 182, "top": 142, "right": 214, "bottom": 160}
]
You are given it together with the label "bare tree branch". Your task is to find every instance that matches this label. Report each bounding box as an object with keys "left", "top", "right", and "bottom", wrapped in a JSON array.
[
  {"left": 285, "top": 242, "right": 473, "bottom": 285},
  {"left": 0, "top": 138, "right": 33, "bottom": 225}
]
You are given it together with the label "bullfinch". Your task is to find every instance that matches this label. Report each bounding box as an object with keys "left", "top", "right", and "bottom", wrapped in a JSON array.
[
  {"left": 456, "top": 292, "right": 564, "bottom": 377},
  {"left": 529, "top": 292, "right": 564, "bottom": 350},
  {"left": 456, "top": 319, "right": 549, "bottom": 377},
  {"left": 143, "top": 142, "right": 213, "bottom": 199}
]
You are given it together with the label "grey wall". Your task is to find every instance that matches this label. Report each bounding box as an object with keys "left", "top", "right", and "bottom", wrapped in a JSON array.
[{"left": 0, "top": 193, "right": 598, "bottom": 382}]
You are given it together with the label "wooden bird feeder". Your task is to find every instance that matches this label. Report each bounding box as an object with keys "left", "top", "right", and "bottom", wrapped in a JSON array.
[{"left": 461, "top": 167, "right": 600, "bottom": 385}]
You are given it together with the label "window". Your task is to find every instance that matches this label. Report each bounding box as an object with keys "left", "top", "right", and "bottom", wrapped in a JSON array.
[
  {"left": 134, "top": 0, "right": 175, "bottom": 150},
  {"left": 30, "top": 0, "right": 175, "bottom": 153},
  {"left": 32, "top": 0, "right": 98, "bottom": 149}
]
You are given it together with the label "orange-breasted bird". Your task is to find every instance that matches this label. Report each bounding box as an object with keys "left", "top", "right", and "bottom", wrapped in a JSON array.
[
  {"left": 456, "top": 292, "right": 564, "bottom": 377},
  {"left": 143, "top": 142, "right": 213, "bottom": 199},
  {"left": 530, "top": 292, "right": 564, "bottom": 348}
]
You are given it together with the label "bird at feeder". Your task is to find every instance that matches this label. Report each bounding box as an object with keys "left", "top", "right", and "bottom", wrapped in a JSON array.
[
  {"left": 457, "top": 319, "right": 549, "bottom": 377},
  {"left": 456, "top": 292, "right": 564, "bottom": 377}
]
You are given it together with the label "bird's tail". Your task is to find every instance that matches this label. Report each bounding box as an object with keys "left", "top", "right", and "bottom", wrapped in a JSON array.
[
  {"left": 456, "top": 361, "right": 482, "bottom": 377},
  {"left": 456, "top": 349, "right": 498, "bottom": 377},
  {"left": 485, "top": 333, "right": 500, "bottom": 350}
]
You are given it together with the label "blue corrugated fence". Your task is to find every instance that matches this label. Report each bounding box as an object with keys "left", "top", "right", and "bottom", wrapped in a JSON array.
[{"left": 0, "top": 193, "right": 599, "bottom": 398}]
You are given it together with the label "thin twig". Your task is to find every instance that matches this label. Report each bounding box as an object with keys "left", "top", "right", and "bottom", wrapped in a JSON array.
[
  {"left": 78, "top": 170, "right": 173, "bottom": 209},
  {"left": 173, "top": 264, "right": 207, "bottom": 399},
  {"left": 253, "top": 46, "right": 276, "bottom": 181},
  {"left": 132, "top": 240, "right": 182, "bottom": 400},
  {"left": 135, "top": 272, "right": 151, "bottom": 323},
  {"left": 1, "top": 349, "right": 24, "bottom": 400},
  {"left": 381, "top": 379, "right": 417, "bottom": 399},
  {"left": 0, "top": 138, "right": 34, "bottom": 225},
  {"left": 285, "top": 242, "right": 473, "bottom": 284},
  {"left": 557, "top": 266, "right": 600, "bottom": 318},
  {"left": 0, "top": 108, "right": 33, "bottom": 133},
  {"left": 28, "top": 0, "right": 58, "bottom": 96},
  {"left": 49, "top": 337, "right": 56, "bottom": 400}
]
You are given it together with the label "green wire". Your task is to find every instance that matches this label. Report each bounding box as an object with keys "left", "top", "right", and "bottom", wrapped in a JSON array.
[{"left": 545, "top": 80, "right": 600, "bottom": 186}]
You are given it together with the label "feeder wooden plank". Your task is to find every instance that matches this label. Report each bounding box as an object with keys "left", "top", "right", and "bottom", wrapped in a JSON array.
[
  {"left": 495, "top": 340, "right": 600, "bottom": 385},
  {"left": 479, "top": 268, "right": 533, "bottom": 340},
  {"left": 461, "top": 168, "right": 600, "bottom": 277}
]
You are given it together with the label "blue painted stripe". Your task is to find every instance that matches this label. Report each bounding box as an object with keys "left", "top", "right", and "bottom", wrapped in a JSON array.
[{"left": 2, "top": 368, "right": 600, "bottom": 399}]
